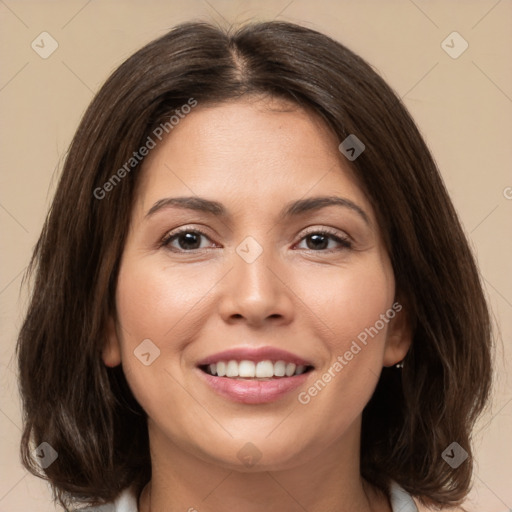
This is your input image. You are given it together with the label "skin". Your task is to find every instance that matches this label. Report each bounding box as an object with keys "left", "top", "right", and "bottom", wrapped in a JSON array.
[{"left": 103, "top": 96, "right": 412, "bottom": 512}]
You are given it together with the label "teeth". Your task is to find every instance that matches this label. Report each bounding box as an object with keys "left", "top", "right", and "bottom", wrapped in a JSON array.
[
  {"left": 226, "top": 360, "right": 239, "bottom": 377},
  {"left": 255, "top": 360, "right": 274, "bottom": 378},
  {"left": 295, "top": 365, "right": 306, "bottom": 375},
  {"left": 285, "top": 362, "right": 296, "bottom": 377},
  {"left": 238, "top": 360, "right": 256, "bottom": 377},
  {"left": 274, "top": 361, "right": 286, "bottom": 377},
  {"left": 216, "top": 361, "right": 226, "bottom": 377},
  {"left": 204, "top": 359, "right": 310, "bottom": 378}
]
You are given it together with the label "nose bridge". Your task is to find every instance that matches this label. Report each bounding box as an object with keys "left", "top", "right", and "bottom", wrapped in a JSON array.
[
  {"left": 218, "top": 233, "right": 292, "bottom": 324},
  {"left": 234, "top": 234, "right": 279, "bottom": 299}
]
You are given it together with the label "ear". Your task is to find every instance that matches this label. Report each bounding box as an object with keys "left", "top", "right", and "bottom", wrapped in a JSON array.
[
  {"left": 101, "top": 314, "right": 122, "bottom": 367},
  {"left": 382, "top": 300, "right": 413, "bottom": 367}
]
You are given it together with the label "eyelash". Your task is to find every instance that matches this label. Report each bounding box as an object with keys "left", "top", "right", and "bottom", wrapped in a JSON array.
[{"left": 160, "top": 226, "right": 353, "bottom": 253}]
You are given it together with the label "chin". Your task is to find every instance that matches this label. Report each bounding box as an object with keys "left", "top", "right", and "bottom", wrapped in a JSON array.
[{"left": 191, "top": 433, "right": 316, "bottom": 473}]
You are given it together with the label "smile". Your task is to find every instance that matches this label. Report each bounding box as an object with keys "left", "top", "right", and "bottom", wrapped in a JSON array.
[{"left": 195, "top": 345, "right": 315, "bottom": 403}]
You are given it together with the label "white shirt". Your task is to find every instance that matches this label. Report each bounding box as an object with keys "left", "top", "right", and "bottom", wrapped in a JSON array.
[{"left": 77, "top": 480, "right": 418, "bottom": 511}]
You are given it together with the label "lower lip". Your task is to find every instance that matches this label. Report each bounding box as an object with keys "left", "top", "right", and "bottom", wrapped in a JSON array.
[{"left": 196, "top": 368, "right": 312, "bottom": 404}]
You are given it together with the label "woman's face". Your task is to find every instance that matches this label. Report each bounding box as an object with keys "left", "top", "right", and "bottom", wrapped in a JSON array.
[{"left": 103, "top": 97, "right": 410, "bottom": 471}]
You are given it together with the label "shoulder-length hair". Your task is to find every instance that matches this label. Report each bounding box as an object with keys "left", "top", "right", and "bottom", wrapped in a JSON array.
[{"left": 17, "top": 19, "right": 492, "bottom": 510}]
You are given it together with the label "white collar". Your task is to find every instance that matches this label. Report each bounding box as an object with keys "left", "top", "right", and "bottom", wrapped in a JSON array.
[{"left": 389, "top": 480, "right": 419, "bottom": 511}]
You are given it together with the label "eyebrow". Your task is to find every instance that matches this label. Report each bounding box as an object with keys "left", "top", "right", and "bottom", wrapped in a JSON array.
[{"left": 145, "top": 195, "right": 370, "bottom": 225}]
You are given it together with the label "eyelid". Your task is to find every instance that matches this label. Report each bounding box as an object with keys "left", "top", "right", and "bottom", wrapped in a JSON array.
[{"left": 299, "top": 225, "right": 350, "bottom": 240}]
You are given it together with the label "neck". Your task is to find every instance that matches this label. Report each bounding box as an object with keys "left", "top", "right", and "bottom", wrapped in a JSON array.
[{"left": 138, "top": 419, "right": 391, "bottom": 512}]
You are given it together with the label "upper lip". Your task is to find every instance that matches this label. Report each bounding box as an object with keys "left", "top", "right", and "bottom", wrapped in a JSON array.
[{"left": 196, "top": 346, "right": 314, "bottom": 367}]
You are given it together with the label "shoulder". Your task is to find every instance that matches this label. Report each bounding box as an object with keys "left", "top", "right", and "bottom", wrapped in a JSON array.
[
  {"left": 391, "top": 483, "right": 468, "bottom": 512},
  {"left": 389, "top": 481, "right": 419, "bottom": 512},
  {"left": 73, "top": 487, "right": 138, "bottom": 512}
]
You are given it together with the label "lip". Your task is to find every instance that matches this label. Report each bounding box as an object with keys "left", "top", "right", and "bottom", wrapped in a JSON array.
[
  {"left": 196, "top": 346, "right": 314, "bottom": 367},
  {"left": 196, "top": 366, "right": 312, "bottom": 404}
]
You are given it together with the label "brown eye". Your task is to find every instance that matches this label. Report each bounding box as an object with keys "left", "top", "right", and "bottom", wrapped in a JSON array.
[
  {"left": 161, "top": 229, "right": 214, "bottom": 251},
  {"left": 296, "top": 230, "right": 352, "bottom": 251}
]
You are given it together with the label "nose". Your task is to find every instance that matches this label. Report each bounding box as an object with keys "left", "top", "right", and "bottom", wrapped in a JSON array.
[{"left": 217, "top": 240, "right": 294, "bottom": 328}]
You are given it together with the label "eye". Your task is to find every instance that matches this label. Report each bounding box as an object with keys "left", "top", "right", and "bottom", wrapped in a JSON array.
[
  {"left": 295, "top": 228, "right": 352, "bottom": 251},
  {"left": 160, "top": 227, "right": 353, "bottom": 253},
  {"left": 161, "top": 228, "right": 215, "bottom": 252}
]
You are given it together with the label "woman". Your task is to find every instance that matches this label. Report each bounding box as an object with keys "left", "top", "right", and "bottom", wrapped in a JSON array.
[{"left": 17, "top": 20, "right": 492, "bottom": 512}]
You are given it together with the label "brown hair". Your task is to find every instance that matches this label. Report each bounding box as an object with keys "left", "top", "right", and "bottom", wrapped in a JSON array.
[{"left": 16, "top": 19, "right": 493, "bottom": 510}]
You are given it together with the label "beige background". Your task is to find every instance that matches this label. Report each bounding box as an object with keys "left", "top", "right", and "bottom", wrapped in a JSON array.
[{"left": 1, "top": 1, "right": 511, "bottom": 511}]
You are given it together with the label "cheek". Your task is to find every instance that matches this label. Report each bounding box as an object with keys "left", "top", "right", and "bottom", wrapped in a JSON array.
[
  {"left": 302, "top": 257, "right": 394, "bottom": 349},
  {"left": 115, "top": 256, "right": 216, "bottom": 346},
  {"left": 294, "top": 258, "right": 394, "bottom": 419},
  {"left": 112, "top": 256, "right": 220, "bottom": 422}
]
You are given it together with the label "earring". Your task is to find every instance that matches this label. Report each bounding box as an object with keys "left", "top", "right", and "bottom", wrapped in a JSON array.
[{"left": 395, "top": 361, "right": 404, "bottom": 369}]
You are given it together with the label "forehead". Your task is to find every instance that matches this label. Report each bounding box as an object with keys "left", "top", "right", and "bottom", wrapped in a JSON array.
[{"left": 133, "top": 97, "right": 374, "bottom": 224}]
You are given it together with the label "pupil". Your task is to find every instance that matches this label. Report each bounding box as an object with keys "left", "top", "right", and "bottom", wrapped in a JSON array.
[
  {"left": 308, "top": 234, "right": 327, "bottom": 250},
  {"left": 180, "top": 232, "right": 200, "bottom": 250}
]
